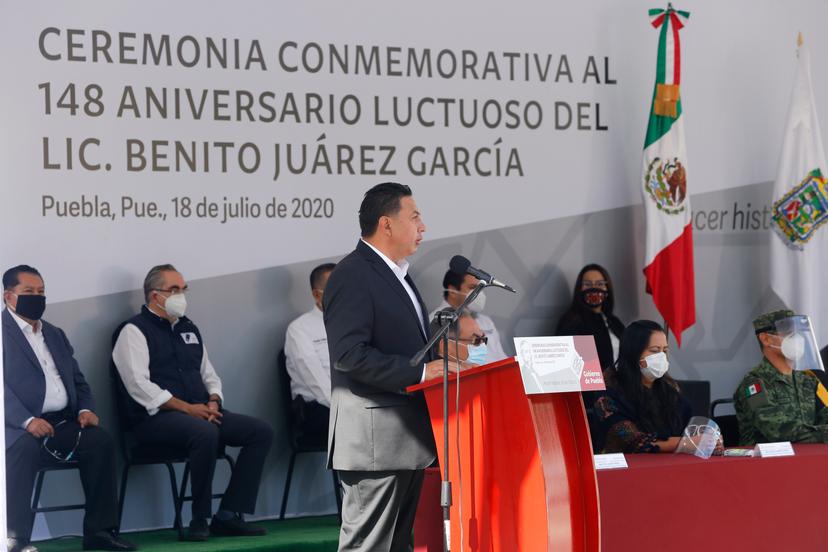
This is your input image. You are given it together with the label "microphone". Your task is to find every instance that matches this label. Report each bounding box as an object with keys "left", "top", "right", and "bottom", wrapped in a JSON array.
[
  {"left": 432, "top": 307, "right": 457, "bottom": 324},
  {"left": 449, "top": 255, "right": 517, "bottom": 293}
]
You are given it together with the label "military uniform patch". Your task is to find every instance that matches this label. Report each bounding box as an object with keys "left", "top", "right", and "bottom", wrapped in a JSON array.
[
  {"left": 745, "top": 382, "right": 763, "bottom": 397},
  {"left": 816, "top": 382, "right": 828, "bottom": 409},
  {"left": 746, "top": 381, "right": 769, "bottom": 409}
]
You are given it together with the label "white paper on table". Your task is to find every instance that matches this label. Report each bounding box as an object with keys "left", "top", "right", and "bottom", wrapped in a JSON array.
[{"left": 753, "top": 441, "right": 795, "bottom": 458}]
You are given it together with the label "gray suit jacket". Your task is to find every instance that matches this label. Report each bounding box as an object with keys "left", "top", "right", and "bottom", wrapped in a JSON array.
[{"left": 323, "top": 241, "right": 436, "bottom": 471}]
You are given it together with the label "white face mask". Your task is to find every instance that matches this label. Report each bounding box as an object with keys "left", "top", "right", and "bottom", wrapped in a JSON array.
[
  {"left": 640, "top": 351, "right": 669, "bottom": 380},
  {"left": 160, "top": 293, "right": 187, "bottom": 318},
  {"left": 446, "top": 289, "right": 486, "bottom": 313},
  {"left": 780, "top": 333, "right": 805, "bottom": 361},
  {"left": 466, "top": 290, "right": 486, "bottom": 313}
]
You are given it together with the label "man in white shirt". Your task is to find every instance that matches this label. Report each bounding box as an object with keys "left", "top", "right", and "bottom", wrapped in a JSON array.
[
  {"left": 430, "top": 269, "right": 508, "bottom": 364},
  {"left": 3, "top": 265, "right": 136, "bottom": 552},
  {"left": 112, "top": 264, "right": 273, "bottom": 542},
  {"left": 323, "top": 183, "right": 463, "bottom": 551},
  {"left": 284, "top": 263, "right": 335, "bottom": 447}
]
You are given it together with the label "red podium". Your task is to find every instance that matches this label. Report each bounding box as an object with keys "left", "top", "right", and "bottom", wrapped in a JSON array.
[{"left": 408, "top": 357, "right": 600, "bottom": 552}]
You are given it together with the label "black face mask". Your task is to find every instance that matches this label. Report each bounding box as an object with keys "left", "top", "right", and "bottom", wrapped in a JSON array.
[
  {"left": 14, "top": 294, "right": 46, "bottom": 320},
  {"left": 580, "top": 288, "right": 608, "bottom": 308}
]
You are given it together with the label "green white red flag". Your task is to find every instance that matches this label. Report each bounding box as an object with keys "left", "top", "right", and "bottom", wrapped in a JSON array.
[{"left": 641, "top": 4, "right": 695, "bottom": 346}]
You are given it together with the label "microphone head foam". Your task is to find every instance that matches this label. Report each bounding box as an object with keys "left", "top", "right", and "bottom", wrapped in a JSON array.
[{"left": 449, "top": 255, "right": 471, "bottom": 275}]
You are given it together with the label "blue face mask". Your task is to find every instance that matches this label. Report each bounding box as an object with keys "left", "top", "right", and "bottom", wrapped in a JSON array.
[{"left": 466, "top": 343, "right": 488, "bottom": 365}]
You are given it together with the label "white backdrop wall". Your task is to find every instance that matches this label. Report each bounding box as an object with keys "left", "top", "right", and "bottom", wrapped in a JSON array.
[{"left": 1, "top": 0, "right": 826, "bottom": 537}]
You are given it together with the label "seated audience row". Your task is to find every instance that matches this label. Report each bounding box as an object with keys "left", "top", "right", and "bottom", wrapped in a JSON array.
[
  {"left": 4, "top": 258, "right": 500, "bottom": 552},
  {"left": 4, "top": 264, "right": 274, "bottom": 552},
  {"left": 8, "top": 255, "right": 827, "bottom": 552},
  {"left": 593, "top": 309, "right": 828, "bottom": 454}
]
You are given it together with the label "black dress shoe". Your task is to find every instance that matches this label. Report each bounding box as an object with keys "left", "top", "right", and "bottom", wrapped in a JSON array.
[
  {"left": 82, "top": 529, "right": 137, "bottom": 551},
  {"left": 180, "top": 517, "right": 210, "bottom": 542},
  {"left": 7, "top": 538, "right": 39, "bottom": 552},
  {"left": 210, "top": 514, "right": 267, "bottom": 537}
]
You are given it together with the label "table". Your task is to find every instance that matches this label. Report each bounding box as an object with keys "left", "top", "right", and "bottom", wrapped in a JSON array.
[
  {"left": 598, "top": 444, "right": 828, "bottom": 552},
  {"left": 417, "top": 444, "right": 828, "bottom": 551}
]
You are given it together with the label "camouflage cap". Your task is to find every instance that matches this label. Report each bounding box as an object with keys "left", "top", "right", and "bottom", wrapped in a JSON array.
[{"left": 753, "top": 309, "right": 796, "bottom": 334}]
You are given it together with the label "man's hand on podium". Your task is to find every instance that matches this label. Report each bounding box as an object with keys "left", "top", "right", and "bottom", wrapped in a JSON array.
[{"left": 424, "top": 358, "right": 464, "bottom": 381}]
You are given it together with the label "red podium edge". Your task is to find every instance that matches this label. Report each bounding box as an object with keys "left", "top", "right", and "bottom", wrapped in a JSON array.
[{"left": 408, "top": 357, "right": 601, "bottom": 552}]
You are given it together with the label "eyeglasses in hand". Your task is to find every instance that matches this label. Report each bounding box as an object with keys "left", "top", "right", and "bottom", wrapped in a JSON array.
[{"left": 42, "top": 420, "right": 82, "bottom": 462}]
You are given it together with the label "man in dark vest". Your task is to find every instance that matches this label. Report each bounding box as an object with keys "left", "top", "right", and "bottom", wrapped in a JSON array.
[
  {"left": 3, "top": 265, "right": 136, "bottom": 552},
  {"left": 112, "top": 264, "right": 273, "bottom": 542}
]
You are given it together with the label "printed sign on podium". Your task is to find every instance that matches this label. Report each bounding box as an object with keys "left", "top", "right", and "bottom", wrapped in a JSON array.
[{"left": 514, "top": 335, "right": 606, "bottom": 394}]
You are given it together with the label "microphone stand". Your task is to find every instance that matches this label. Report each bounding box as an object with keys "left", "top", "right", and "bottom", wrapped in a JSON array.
[{"left": 410, "top": 281, "right": 487, "bottom": 552}]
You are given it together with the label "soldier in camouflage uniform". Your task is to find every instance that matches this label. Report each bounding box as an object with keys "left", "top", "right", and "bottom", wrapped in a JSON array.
[{"left": 733, "top": 309, "right": 828, "bottom": 445}]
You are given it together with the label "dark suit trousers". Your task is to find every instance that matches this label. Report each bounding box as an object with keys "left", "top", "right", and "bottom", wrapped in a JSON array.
[
  {"left": 337, "top": 469, "right": 424, "bottom": 552},
  {"left": 133, "top": 409, "right": 273, "bottom": 519},
  {"left": 294, "top": 398, "right": 330, "bottom": 449},
  {"left": 5, "top": 420, "right": 118, "bottom": 542}
]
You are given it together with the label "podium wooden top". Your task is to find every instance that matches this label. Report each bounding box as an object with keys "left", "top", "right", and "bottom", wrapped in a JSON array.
[{"left": 406, "top": 356, "right": 517, "bottom": 393}]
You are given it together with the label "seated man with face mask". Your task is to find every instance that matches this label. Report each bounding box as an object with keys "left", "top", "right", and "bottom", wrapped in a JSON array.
[
  {"left": 430, "top": 269, "right": 507, "bottom": 365},
  {"left": 430, "top": 311, "right": 489, "bottom": 367},
  {"left": 734, "top": 309, "right": 828, "bottom": 446},
  {"left": 112, "top": 264, "right": 274, "bottom": 542},
  {"left": 3, "top": 265, "right": 137, "bottom": 552}
]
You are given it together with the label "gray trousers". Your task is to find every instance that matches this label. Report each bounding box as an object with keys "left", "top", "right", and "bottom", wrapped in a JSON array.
[{"left": 337, "top": 469, "right": 425, "bottom": 552}]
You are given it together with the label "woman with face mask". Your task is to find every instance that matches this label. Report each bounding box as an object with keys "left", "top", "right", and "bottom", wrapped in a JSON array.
[
  {"left": 556, "top": 264, "right": 625, "bottom": 373},
  {"left": 593, "top": 320, "right": 692, "bottom": 453}
]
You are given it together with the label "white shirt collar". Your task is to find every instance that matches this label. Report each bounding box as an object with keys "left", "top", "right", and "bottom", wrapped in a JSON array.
[
  {"left": 361, "top": 238, "right": 410, "bottom": 277},
  {"left": 7, "top": 307, "right": 41, "bottom": 334}
]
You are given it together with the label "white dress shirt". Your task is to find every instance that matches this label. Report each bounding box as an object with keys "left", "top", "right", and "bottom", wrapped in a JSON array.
[
  {"left": 284, "top": 306, "right": 331, "bottom": 407},
  {"left": 429, "top": 299, "right": 508, "bottom": 364},
  {"left": 362, "top": 239, "right": 426, "bottom": 335},
  {"left": 8, "top": 308, "right": 91, "bottom": 429},
  {"left": 111, "top": 310, "right": 224, "bottom": 416}
]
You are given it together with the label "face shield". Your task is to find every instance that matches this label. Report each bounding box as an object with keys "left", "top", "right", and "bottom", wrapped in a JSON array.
[
  {"left": 674, "top": 416, "right": 721, "bottom": 459},
  {"left": 772, "top": 315, "right": 824, "bottom": 372}
]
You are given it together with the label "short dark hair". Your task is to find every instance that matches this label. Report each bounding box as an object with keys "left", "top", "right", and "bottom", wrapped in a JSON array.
[
  {"left": 310, "top": 263, "right": 336, "bottom": 290},
  {"left": 143, "top": 264, "right": 178, "bottom": 303},
  {"left": 358, "top": 182, "right": 412, "bottom": 237},
  {"left": 3, "top": 265, "right": 42, "bottom": 290},
  {"left": 442, "top": 269, "right": 466, "bottom": 299}
]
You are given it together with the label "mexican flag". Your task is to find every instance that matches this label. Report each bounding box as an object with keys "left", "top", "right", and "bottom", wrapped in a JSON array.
[
  {"left": 769, "top": 37, "right": 828, "bottom": 347},
  {"left": 746, "top": 382, "right": 763, "bottom": 397},
  {"left": 641, "top": 5, "right": 695, "bottom": 346}
]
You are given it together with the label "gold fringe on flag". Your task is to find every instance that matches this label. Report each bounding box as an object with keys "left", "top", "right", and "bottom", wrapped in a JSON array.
[{"left": 653, "top": 83, "right": 680, "bottom": 118}]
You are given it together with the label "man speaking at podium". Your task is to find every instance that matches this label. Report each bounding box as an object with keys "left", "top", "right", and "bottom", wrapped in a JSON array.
[{"left": 323, "top": 183, "right": 458, "bottom": 551}]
